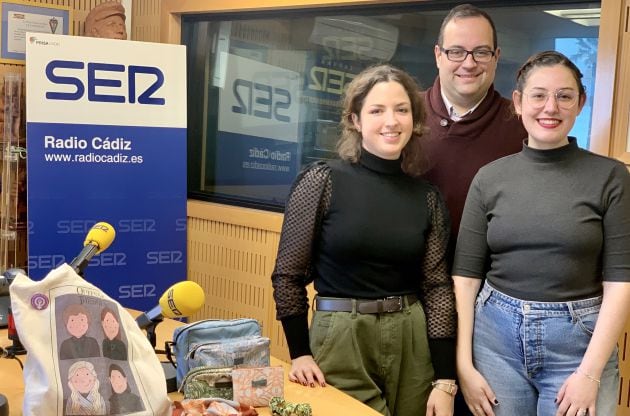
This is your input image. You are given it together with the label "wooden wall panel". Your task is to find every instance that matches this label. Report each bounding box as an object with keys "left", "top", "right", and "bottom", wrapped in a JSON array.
[
  {"left": 621, "top": 332, "right": 630, "bottom": 410},
  {"left": 607, "top": 0, "right": 630, "bottom": 165},
  {"left": 617, "top": 324, "right": 630, "bottom": 416},
  {"left": 186, "top": 200, "right": 293, "bottom": 362},
  {"left": 131, "top": 0, "right": 161, "bottom": 42},
  {"left": 186, "top": 200, "right": 319, "bottom": 363}
]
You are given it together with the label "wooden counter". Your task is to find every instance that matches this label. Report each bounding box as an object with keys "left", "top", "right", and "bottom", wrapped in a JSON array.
[{"left": 0, "top": 309, "right": 380, "bottom": 415}]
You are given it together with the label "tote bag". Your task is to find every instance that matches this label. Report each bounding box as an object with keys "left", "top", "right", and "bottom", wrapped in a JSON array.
[{"left": 9, "top": 263, "right": 171, "bottom": 416}]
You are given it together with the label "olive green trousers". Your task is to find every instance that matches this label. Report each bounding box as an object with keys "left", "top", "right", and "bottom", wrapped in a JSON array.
[{"left": 309, "top": 299, "right": 434, "bottom": 416}]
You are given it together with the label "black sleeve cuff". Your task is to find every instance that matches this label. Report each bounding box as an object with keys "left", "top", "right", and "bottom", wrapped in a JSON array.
[
  {"left": 280, "top": 313, "right": 312, "bottom": 359},
  {"left": 429, "top": 337, "right": 456, "bottom": 379}
]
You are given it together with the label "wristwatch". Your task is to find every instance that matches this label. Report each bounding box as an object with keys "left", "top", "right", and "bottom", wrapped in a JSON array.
[{"left": 431, "top": 380, "right": 458, "bottom": 396}]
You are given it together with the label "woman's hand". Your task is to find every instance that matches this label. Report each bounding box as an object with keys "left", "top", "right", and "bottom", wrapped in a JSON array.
[
  {"left": 426, "top": 386, "right": 455, "bottom": 416},
  {"left": 554, "top": 371, "right": 599, "bottom": 416},
  {"left": 459, "top": 366, "right": 497, "bottom": 416},
  {"left": 288, "top": 355, "right": 326, "bottom": 387}
]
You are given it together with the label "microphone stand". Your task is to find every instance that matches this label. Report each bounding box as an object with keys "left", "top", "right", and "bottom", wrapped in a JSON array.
[
  {"left": 1, "top": 308, "right": 20, "bottom": 416},
  {"left": 144, "top": 318, "right": 162, "bottom": 350},
  {"left": 5, "top": 306, "right": 25, "bottom": 356},
  {"left": 142, "top": 318, "right": 176, "bottom": 392},
  {"left": 1, "top": 269, "right": 27, "bottom": 355}
]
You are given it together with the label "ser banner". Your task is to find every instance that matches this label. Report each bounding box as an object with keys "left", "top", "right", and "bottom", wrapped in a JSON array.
[
  {"left": 215, "top": 53, "right": 300, "bottom": 205},
  {"left": 25, "top": 33, "right": 186, "bottom": 310}
]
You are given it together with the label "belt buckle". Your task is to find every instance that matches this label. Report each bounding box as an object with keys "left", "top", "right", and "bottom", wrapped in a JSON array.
[{"left": 382, "top": 296, "right": 403, "bottom": 313}]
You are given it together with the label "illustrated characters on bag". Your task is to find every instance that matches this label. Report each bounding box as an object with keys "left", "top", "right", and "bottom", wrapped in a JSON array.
[
  {"left": 59, "top": 303, "right": 100, "bottom": 359},
  {"left": 101, "top": 307, "right": 128, "bottom": 360},
  {"left": 108, "top": 364, "right": 143, "bottom": 414},
  {"left": 56, "top": 294, "right": 146, "bottom": 415},
  {"left": 10, "top": 265, "right": 171, "bottom": 416},
  {"left": 65, "top": 361, "right": 106, "bottom": 415}
]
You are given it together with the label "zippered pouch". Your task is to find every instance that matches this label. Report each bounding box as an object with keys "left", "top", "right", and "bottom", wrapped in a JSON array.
[
  {"left": 180, "top": 366, "right": 233, "bottom": 400},
  {"left": 166, "top": 318, "right": 262, "bottom": 386},
  {"left": 187, "top": 335, "right": 270, "bottom": 371},
  {"left": 232, "top": 366, "right": 284, "bottom": 407}
]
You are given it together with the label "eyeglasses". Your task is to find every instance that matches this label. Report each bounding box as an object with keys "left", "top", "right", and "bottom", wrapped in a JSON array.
[
  {"left": 439, "top": 47, "right": 495, "bottom": 63},
  {"left": 523, "top": 89, "right": 579, "bottom": 110}
]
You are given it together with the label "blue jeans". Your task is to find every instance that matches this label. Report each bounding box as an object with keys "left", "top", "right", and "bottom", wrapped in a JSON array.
[{"left": 473, "top": 282, "right": 619, "bottom": 416}]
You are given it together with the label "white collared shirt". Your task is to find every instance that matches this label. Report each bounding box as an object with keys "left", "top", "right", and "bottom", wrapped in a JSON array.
[{"left": 441, "top": 90, "right": 487, "bottom": 122}]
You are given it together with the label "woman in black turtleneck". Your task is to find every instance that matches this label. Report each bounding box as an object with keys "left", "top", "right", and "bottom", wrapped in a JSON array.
[{"left": 272, "top": 64, "right": 457, "bottom": 416}]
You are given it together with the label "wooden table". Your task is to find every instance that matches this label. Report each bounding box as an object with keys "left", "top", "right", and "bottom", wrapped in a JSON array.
[{"left": 1, "top": 310, "right": 380, "bottom": 415}]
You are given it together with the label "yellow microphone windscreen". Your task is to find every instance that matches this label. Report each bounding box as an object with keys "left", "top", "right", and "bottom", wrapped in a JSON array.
[
  {"left": 158, "top": 281, "right": 205, "bottom": 318},
  {"left": 84, "top": 222, "right": 116, "bottom": 254}
]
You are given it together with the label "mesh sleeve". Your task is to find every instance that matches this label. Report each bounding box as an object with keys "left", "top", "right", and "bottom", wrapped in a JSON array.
[
  {"left": 272, "top": 162, "right": 332, "bottom": 320},
  {"left": 421, "top": 188, "right": 457, "bottom": 339}
]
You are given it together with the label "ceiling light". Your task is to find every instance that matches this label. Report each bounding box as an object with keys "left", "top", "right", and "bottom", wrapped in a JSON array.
[{"left": 544, "top": 8, "right": 601, "bottom": 27}]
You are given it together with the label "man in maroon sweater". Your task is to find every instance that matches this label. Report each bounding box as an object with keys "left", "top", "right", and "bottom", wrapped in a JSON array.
[
  {"left": 422, "top": 4, "right": 527, "bottom": 254},
  {"left": 421, "top": 5, "right": 527, "bottom": 415}
]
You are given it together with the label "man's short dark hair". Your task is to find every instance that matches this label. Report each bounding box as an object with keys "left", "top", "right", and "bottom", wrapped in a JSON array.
[{"left": 437, "top": 4, "right": 498, "bottom": 50}]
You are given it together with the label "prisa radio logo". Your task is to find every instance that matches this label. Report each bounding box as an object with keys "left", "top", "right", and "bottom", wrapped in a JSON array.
[
  {"left": 44, "top": 60, "right": 165, "bottom": 105},
  {"left": 29, "top": 36, "right": 60, "bottom": 46}
]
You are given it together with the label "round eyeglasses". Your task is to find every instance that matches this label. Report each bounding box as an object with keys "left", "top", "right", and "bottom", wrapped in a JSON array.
[
  {"left": 439, "top": 47, "right": 495, "bottom": 63},
  {"left": 523, "top": 89, "right": 579, "bottom": 110}
]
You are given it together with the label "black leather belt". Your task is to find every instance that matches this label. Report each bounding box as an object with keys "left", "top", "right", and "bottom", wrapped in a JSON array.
[{"left": 315, "top": 295, "right": 418, "bottom": 314}]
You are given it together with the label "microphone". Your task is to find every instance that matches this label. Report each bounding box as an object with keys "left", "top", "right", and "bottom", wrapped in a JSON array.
[
  {"left": 135, "top": 281, "right": 204, "bottom": 392},
  {"left": 0, "top": 268, "right": 25, "bottom": 294},
  {"left": 69, "top": 222, "right": 116, "bottom": 276},
  {"left": 136, "top": 281, "right": 205, "bottom": 330},
  {"left": 1, "top": 268, "right": 26, "bottom": 328}
]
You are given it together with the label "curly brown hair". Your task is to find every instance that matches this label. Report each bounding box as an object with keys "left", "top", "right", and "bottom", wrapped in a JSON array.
[{"left": 337, "top": 64, "right": 427, "bottom": 177}]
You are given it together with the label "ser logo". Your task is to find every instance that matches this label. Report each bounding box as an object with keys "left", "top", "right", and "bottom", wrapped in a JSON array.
[
  {"left": 175, "top": 218, "right": 186, "bottom": 232},
  {"left": 118, "top": 219, "right": 156, "bottom": 233},
  {"left": 45, "top": 60, "right": 165, "bottom": 105},
  {"left": 167, "top": 288, "right": 182, "bottom": 316},
  {"left": 57, "top": 219, "right": 156, "bottom": 234},
  {"left": 232, "top": 78, "right": 291, "bottom": 122},
  {"left": 119, "top": 284, "right": 157, "bottom": 299},
  {"left": 88, "top": 252, "right": 127, "bottom": 267},
  {"left": 28, "top": 254, "right": 66, "bottom": 270},
  {"left": 146, "top": 250, "right": 183, "bottom": 265},
  {"left": 308, "top": 66, "right": 355, "bottom": 96}
]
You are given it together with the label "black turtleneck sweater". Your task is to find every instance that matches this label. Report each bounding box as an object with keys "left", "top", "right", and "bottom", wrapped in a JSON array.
[
  {"left": 454, "top": 138, "right": 630, "bottom": 301},
  {"left": 272, "top": 150, "right": 457, "bottom": 378}
]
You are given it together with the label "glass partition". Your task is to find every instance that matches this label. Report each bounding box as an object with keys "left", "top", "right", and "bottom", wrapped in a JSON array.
[{"left": 183, "top": 2, "right": 600, "bottom": 210}]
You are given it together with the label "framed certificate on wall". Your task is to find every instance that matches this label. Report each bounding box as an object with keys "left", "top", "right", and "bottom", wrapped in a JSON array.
[{"left": 0, "top": 0, "right": 72, "bottom": 64}]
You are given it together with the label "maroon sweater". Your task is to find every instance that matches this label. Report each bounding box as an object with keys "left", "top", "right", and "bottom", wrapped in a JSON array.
[{"left": 421, "top": 77, "right": 526, "bottom": 254}]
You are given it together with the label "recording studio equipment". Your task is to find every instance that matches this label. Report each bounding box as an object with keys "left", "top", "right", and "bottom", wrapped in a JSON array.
[
  {"left": 69, "top": 221, "right": 116, "bottom": 276},
  {"left": 0, "top": 268, "right": 25, "bottom": 328},
  {"left": 136, "top": 281, "right": 205, "bottom": 330},
  {"left": 135, "top": 281, "right": 205, "bottom": 349},
  {"left": 4, "top": 306, "right": 25, "bottom": 356}
]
